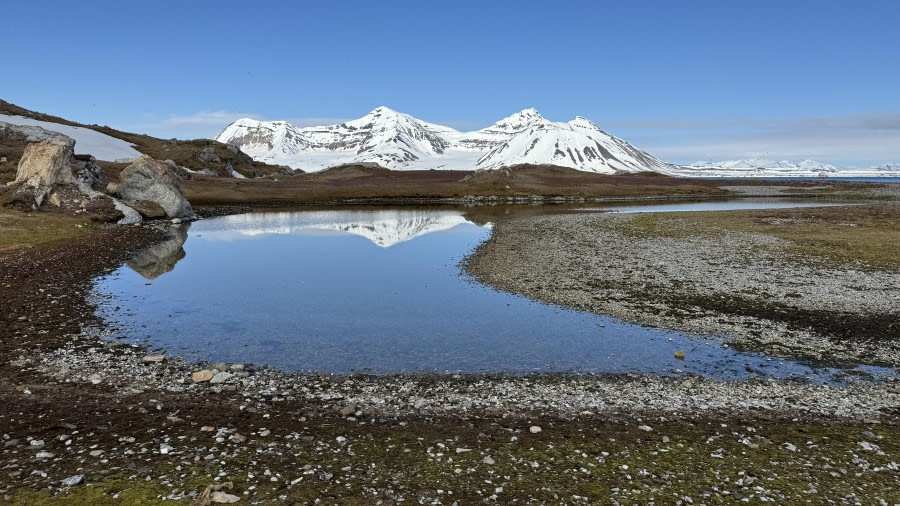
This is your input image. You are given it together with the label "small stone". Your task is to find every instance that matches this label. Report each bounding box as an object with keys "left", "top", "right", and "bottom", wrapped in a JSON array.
[
  {"left": 339, "top": 405, "right": 356, "bottom": 416},
  {"left": 160, "top": 444, "right": 173, "bottom": 454},
  {"left": 200, "top": 426, "right": 215, "bottom": 432},
  {"left": 662, "top": 436, "right": 670, "bottom": 443},
  {"left": 674, "top": 350, "right": 686, "bottom": 360},
  {"left": 143, "top": 354, "right": 166, "bottom": 364},
  {"left": 862, "top": 431, "right": 879, "bottom": 440},
  {"left": 231, "top": 433, "right": 246, "bottom": 443},
  {"left": 61, "top": 474, "right": 85, "bottom": 487},
  {"left": 210, "top": 372, "right": 232, "bottom": 384},
  {"left": 89, "top": 450, "right": 104, "bottom": 457},
  {"left": 529, "top": 425, "right": 542, "bottom": 434},
  {"left": 192, "top": 370, "right": 214, "bottom": 383},
  {"left": 213, "top": 363, "right": 228, "bottom": 372},
  {"left": 230, "top": 364, "right": 245, "bottom": 371},
  {"left": 638, "top": 425, "right": 653, "bottom": 432},
  {"left": 482, "top": 456, "right": 495, "bottom": 465},
  {"left": 88, "top": 373, "right": 102, "bottom": 384},
  {"left": 36, "top": 451, "right": 55, "bottom": 459},
  {"left": 259, "top": 429, "right": 271, "bottom": 437},
  {"left": 211, "top": 491, "right": 241, "bottom": 503},
  {"left": 780, "top": 442, "right": 797, "bottom": 452}
]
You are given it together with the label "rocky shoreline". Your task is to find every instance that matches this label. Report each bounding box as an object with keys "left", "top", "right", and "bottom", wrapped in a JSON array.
[
  {"left": 466, "top": 204, "right": 900, "bottom": 368},
  {"left": 2, "top": 205, "right": 900, "bottom": 502}
]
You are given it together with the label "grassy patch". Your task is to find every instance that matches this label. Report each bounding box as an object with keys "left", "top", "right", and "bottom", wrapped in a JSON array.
[
  {"left": 0, "top": 209, "right": 99, "bottom": 254},
  {"left": 620, "top": 204, "right": 900, "bottom": 271}
]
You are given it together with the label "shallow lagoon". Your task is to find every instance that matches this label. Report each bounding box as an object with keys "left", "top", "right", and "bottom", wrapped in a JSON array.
[{"left": 94, "top": 203, "right": 894, "bottom": 381}]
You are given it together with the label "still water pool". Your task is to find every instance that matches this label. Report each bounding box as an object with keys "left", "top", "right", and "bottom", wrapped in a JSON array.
[{"left": 94, "top": 204, "right": 891, "bottom": 381}]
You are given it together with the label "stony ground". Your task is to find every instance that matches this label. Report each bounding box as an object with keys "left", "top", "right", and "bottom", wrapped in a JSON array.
[
  {"left": 467, "top": 203, "right": 900, "bottom": 367},
  {"left": 2, "top": 188, "right": 900, "bottom": 503}
]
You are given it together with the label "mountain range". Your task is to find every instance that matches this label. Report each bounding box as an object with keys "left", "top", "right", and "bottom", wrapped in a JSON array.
[
  {"left": 215, "top": 107, "right": 675, "bottom": 175},
  {"left": 216, "top": 107, "right": 900, "bottom": 177}
]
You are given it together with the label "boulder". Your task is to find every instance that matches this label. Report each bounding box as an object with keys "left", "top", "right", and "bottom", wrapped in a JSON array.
[
  {"left": 196, "top": 146, "right": 221, "bottom": 163},
  {"left": 13, "top": 139, "right": 76, "bottom": 206},
  {"left": 127, "top": 200, "right": 167, "bottom": 219},
  {"left": 117, "top": 155, "right": 194, "bottom": 219}
]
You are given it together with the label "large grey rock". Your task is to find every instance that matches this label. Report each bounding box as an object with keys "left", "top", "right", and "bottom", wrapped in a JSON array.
[
  {"left": 14, "top": 139, "right": 76, "bottom": 206},
  {"left": 117, "top": 155, "right": 194, "bottom": 219}
]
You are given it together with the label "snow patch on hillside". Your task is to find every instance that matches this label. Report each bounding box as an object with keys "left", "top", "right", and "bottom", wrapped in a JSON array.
[{"left": 0, "top": 114, "right": 141, "bottom": 162}]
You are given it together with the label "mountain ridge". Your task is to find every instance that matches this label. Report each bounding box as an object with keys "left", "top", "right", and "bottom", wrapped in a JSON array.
[{"left": 215, "top": 107, "right": 677, "bottom": 175}]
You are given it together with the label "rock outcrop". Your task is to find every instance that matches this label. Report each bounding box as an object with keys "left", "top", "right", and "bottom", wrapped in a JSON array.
[
  {"left": 13, "top": 138, "right": 76, "bottom": 206},
  {"left": 116, "top": 155, "right": 195, "bottom": 219}
]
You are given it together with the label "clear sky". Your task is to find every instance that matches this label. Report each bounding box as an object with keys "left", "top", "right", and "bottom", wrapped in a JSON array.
[{"left": 5, "top": 0, "right": 899, "bottom": 166}]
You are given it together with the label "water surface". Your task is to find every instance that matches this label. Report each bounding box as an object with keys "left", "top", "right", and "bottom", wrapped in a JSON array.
[{"left": 94, "top": 206, "right": 892, "bottom": 382}]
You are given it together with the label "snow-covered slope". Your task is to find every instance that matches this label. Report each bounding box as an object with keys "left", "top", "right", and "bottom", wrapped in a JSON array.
[
  {"left": 476, "top": 116, "right": 673, "bottom": 174},
  {"left": 0, "top": 113, "right": 141, "bottom": 162},
  {"left": 215, "top": 107, "right": 675, "bottom": 174}
]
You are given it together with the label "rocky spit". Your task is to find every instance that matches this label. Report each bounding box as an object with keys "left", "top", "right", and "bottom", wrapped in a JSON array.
[{"left": 467, "top": 207, "right": 900, "bottom": 367}]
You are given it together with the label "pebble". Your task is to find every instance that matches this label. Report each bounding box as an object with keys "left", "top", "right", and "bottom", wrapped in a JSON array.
[
  {"left": 142, "top": 354, "right": 166, "bottom": 364},
  {"left": 35, "top": 451, "right": 55, "bottom": 459},
  {"left": 529, "top": 425, "right": 542, "bottom": 434},
  {"left": 160, "top": 444, "right": 173, "bottom": 454},
  {"left": 210, "top": 371, "right": 233, "bottom": 384},
  {"left": 89, "top": 450, "right": 104, "bottom": 457},
  {"left": 482, "top": 456, "right": 495, "bottom": 465},
  {"left": 638, "top": 425, "right": 653, "bottom": 432},
  {"left": 674, "top": 350, "right": 686, "bottom": 360},
  {"left": 211, "top": 491, "right": 241, "bottom": 503},
  {"left": 192, "top": 370, "right": 214, "bottom": 383},
  {"left": 61, "top": 474, "right": 85, "bottom": 487}
]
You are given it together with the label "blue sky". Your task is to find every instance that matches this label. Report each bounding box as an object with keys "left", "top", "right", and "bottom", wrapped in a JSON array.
[{"left": 5, "top": 0, "right": 899, "bottom": 166}]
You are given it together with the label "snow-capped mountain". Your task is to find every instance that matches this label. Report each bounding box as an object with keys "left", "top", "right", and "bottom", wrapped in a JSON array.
[
  {"left": 677, "top": 159, "right": 900, "bottom": 178},
  {"left": 193, "top": 210, "right": 485, "bottom": 248},
  {"left": 476, "top": 116, "right": 672, "bottom": 173},
  {"left": 214, "top": 107, "right": 676, "bottom": 174}
]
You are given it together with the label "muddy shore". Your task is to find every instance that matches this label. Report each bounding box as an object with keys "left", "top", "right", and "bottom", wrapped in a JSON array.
[{"left": 2, "top": 193, "right": 900, "bottom": 502}]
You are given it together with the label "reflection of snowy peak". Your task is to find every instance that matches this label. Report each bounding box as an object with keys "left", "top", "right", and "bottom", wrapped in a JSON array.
[
  {"left": 215, "top": 107, "right": 675, "bottom": 174},
  {"left": 310, "top": 212, "right": 470, "bottom": 247},
  {"left": 195, "top": 210, "right": 481, "bottom": 248}
]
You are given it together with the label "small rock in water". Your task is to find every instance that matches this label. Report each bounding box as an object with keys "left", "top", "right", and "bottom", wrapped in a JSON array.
[
  {"left": 210, "top": 372, "right": 232, "bottom": 384},
  {"left": 211, "top": 491, "right": 241, "bottom": 503},
  {"left": 529, "top": 425, "right": 542, "bottom": 434},
  {"left": 142, "top": 354, "right": 166, "bottom": 364},
  {"left": 674, "top": 350, "right": 686, "bottom": 360},
  {"left": 192, "top": 370, "right": 214, "bottom": 383},
  {"left": 61, "top": 474, "right": 85, "bottom": 487}
]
